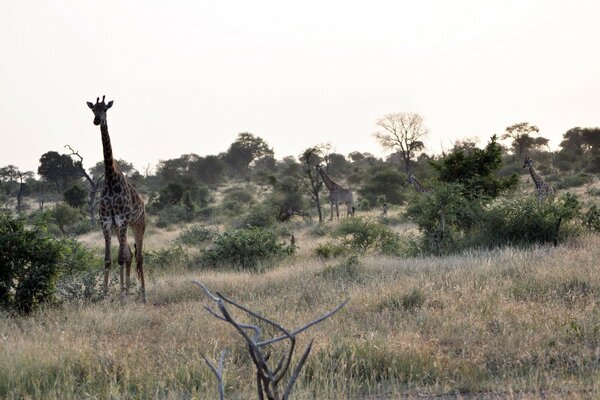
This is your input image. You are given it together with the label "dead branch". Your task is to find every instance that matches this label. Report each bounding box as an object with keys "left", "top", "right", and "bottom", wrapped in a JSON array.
[{"left": 192, "top": 280, "right": 347, "bottom": 400}]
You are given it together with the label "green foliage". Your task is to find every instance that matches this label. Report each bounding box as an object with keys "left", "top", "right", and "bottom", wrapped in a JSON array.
[
  {"left": 63, "top": 184, "right": 87, "bottom": 209},
  {"left": 333, "top": 217, "right": 402, "bottom": 255},
  {"left": 0, "top": 212, "right": 78, "bottom": 313},
  {"left": 221, "top": 187, "right": 255, "bottom": 216},
  {"left": 471, "top": 194, "right": 581, "bottom": 248},
  {"left": 315, "top": 242, "right": 347, "bottom": 259},
  {"left": 155, "top": 205, "right": 194, "bottom": 228},
  {"left": 175, "top": 225, "right": 216, "bottom": 246},
  {"left": 200, "top": 227, "right": 294, "bottom": 270},
  {"left": 358, "top": 168, "right": 407, "bottom": 206},
  {"left": 224, "top": 132, "right": 274, "bottom": 177},
  {"left": 235, "top": 203, "right": 277, "bottom": 229},
  {"left": 554, "top": 174, "right": 591, "bottom": 190},
  {"left": 145, "top": 245, "right": 189, "bottom": 269},
  {"left": 307, "top": 223, "right": 331, "bottom": 237},
  {"left": 431, "top": 135, "right": 519, "bottom": 199},
  {"left": 406, "top": 183, "right": 479, "bottom": 255},
  {"left": 317, "top": 255, "right": 364, "bottom": 282},
  {"left": 51, "top": 203, "right": 84, "bottom": 235},
  {"left": 582, "top": 205, "right": 600, "bottom": 232},
  {"left": 37, "top": 151, "right": 82, "bottom": 192}
]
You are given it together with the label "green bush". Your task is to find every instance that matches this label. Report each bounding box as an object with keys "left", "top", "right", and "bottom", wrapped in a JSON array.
[
  {"left": 358, "top": 168, "right": 407, "bottom": 206},
  {"left": 155, "top": 205, "right": 194, "bottom": 227},
  {"left": 307, "top": 223, "right": 331, "bottom": 237},
  {"left": 555, "top": 174, "right": 589, "bottom": 190},
  {"left": 200, "top": 227, "right": 294, "bottom": 270},
  {"left": 582, "top": 205, "right": 600, "bottom": 232},
  {"left": 471, "top": 194, "right": 581, "bottom": 248},
  {"left": 63, "top": 184, "right": 87, "bottom": 209},
  {"left": 145, "top": 245, "right": 189, "bottom": 269},
  {"left": 0, "top": 212, "right": 60, "bottom": 313},
  {"left": 175, "top": 224, "right": 216, "bottom": 246},
  {"left": 235, "top": 203, "right": 277, "bottom": 229},
  {"left": 51, "top": 202, "right": 85, "bottom": 235},
  {"left": 333, "top": 217, "right": 403, "bottom": 255},
  {"left": 315, "top": 242, "right": 347, "bottom": 259}
]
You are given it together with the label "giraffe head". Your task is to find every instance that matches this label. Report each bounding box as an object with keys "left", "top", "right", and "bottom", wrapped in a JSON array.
[
  {"left": 86, "top": 95, "right": 113, "bottom": 126},
  {"left": 523, "top": 157, "right": 533, "bottom": 169}
]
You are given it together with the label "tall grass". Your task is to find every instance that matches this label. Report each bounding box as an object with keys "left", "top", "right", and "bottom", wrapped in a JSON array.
[{"left": 3, "top": 230, "right": 600, "bottom": 398}]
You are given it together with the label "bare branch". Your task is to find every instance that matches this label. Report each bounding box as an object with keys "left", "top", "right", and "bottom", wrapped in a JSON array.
[
  {"left": 257, "top": 298, "right": 349, "bottom": 347},
  {"left": 283, "top": 339, "right": 314, "bottom": 399},
  {"left": 201, "top": 349, "right": 227, "bottom": 400}
]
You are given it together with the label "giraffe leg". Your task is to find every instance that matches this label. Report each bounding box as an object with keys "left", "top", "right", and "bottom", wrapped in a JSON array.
[
  {"left": 116, "top": 224, "right": 129, "bottom": 302},
  {"left": 101, "top": 223, "right": 112, "bottom": 298},
  {"left": 330, "top": 203, "right": 334, "bottom": 221},
  {"left": 132, "top": 223, "right": 147, "bottom": 303},
  {"left": 125, "top": 244, "right": 133, "bottom": 294},
  {"left": 335, "top": 203, "right": 340, "bottom": 220}
]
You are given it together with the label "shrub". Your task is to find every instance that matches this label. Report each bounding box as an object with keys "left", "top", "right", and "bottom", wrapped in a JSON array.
[
  {"left": 315, "top": 242, "right": 347, "bottom": 259},
  {"left": 145, "top": 245, "right": 189, "bottom": 269},
  {"left": 0, "top": 212, "right": 62, "bottom": 313},
  {"left": 51, "top": 202, "right": 84, "bottom": 235},
  {"left": 582, "top": 205, "right": 600, "bottom": 232},
  {"left": 307, "top": 223, "right": 331, "bottom": 237},
  {"left": 333, "top": 217, "right": 403, "bottom": 255},
  {"left": 358, "top": 168, "right": 407, "bottom": 205},
  {"left": 63, "top": 184, "right": 87, "bottom": 209},
  {"left": 317, "top": 254, "right": 364, "bottom": 282},
  {"left": 175, "top": 224, "right": 216, "bottom": 246},
  {"left": 155, "top": 205, "right": 193, "bottom": 227},
  {"left": 200, "top": 227, "right": 294, "bottom": 270},
  {"left": 555, "top": 174, "right": 589, "bottom": 190},
  {"left": 471, "top": 193, "right": 582, "bottom": 248},
  {"left": 235, "top": 203, "right": 277, "bottom": 229}
]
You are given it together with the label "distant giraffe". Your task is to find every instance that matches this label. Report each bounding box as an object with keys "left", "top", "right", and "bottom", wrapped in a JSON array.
[
  {"left": 406, "top": 174, "right": 430, "bottom": 194},
  {"left": 523, "top": 156, "right": 554, "bottom": 204},
  {"left": 87, "top": 96, "right": 147, "bottom": 303},
  {"left": 317, "top": 165, "right": 354, "bottom": 220}
]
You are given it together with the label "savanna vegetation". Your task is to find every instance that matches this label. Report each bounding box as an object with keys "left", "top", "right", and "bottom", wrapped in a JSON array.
[{"left": 3, "top": 118, "right": 600, "bottom": 398}]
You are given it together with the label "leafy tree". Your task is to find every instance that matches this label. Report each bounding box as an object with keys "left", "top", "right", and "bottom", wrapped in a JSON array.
[
  {"left": 373, "top": 112, "right": 429, "bottom": 173},
  {"left": 189, "top": 155, "right": 226, "bottom": 186},
  {"left": 557, "top": 127, "right": 600, "bottom": 172},
  {"left": 358, "top": 168, "right": 407, "bottom": 206},
  {"left": 38, "top": 151, "right": 82, "bottom": 192},
  {"left": 431, "top": 135, "right": 519, "bottom": 200},
  {"left": 502, "top": 122, "right": 549, "bottom": 156},
  {"left": 90, "top": 158, "right": 136, "bottom": 180},
  {"left": 224, "top": 132, "right": 274, "bottom": 178},
  {"left": 299, "top": 147, "right": 324, "bottom": 222}
]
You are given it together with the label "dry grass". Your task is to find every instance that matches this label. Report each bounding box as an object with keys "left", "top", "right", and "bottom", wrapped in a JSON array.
[{"left": 3, "top": 220, "right": 600, "bottom": 399}]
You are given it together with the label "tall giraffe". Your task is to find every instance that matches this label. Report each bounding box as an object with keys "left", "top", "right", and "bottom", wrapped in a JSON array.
[
  {"left": 87, "top": 96, "right": 147, "bottom": 303},
  {"left": 523, "top": 156, "right": 554, "bottom": 204},
  {"left": 406, "top": 174, "right": 430, "bottom": 194},
  {"left": 317, "top": 165, "right": 354, "bottom": 220}
]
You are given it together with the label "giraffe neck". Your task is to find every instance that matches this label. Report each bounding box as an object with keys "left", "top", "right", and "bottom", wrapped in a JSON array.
[
  {"left": 318, "top": 168, "right": 339, "bottom": 191},
  {"left": 528, "top": 165, "right": 544, "bottom": 188},
  {"left": 410, "top": 177, "right": 427, "bottom": 192},
  {"left": 100, "top": 122, "right": 118, "bottom": 182}
]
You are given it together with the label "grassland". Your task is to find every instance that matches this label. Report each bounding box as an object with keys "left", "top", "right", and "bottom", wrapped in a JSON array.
[{"left": 3, "top": 215, "right": 600, "bottom": 399}]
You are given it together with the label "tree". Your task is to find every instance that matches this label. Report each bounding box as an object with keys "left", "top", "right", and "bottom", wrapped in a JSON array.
[
  {"left": 431, "top": 135, "right": 519, "bottom": 200},
  {"left": 358, "top": 168, "right": 407, "bottom": 206},
  {"left": 373, "top": 112, "right": 428, "bottom": 174},
  {"left": 299, "top": 147, "right": 324, "bottom": 222},
  {"left": 63, "top": 184, "right": 87, "bottom": 209},
  {"left": 0, "top": 165, "right": 33, "bottom": 215},
  {"left": 502, "top": 122, "right": 549, "bottom": 156},
  {"left": 38, "top": 151, "right": 82, "bottom": 192},
  {"left": 224, "top": 133, "right": 274, "bottom": 178}
]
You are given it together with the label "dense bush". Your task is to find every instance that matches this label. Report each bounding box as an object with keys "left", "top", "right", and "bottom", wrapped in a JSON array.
[
  {"left": 63, "top": 184, "right": 87, "bottom": 209},
  {"left": 315, "top": 242, "right": 347, "bottom": 259},
  {"left": 175, "top": 224, "right": 216, "bottom": 246},
  {"left": 155, "top": 205, "right": 194, "bottom": 227},
  {"left": 52, "top": 202, "right": 85, "bottom": 235},
  {"left": 333, "top": 217, "right": 403, "bottom": 255},
  {"left": 234, "top": 203, "right": 277, "bottom": 229},
  {"left": 200, "top": 227, "right": 294, "bottom": 270},
  {"left": 471, "top": 193, "right": 581, "bottom": 248},
  {"left": 0, "top": 212, "right": 62, "bottom": 313}
]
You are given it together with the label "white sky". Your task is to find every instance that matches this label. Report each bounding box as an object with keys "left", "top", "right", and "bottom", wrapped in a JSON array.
[{"left": 1, "top": 1, "right": 599, "bottom": 173}]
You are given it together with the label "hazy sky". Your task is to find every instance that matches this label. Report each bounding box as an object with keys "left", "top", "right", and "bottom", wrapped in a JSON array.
[{"left": 2, "top": 1, "right": 599, "bottom": 173}]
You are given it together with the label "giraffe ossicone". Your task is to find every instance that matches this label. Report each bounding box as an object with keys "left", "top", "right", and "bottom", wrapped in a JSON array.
[{"left": 88, "top": 95, "right": 147, "bottom": 303}]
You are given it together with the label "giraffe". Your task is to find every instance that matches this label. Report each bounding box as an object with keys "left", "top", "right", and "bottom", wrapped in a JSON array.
[
  {"left": 406, "top": 174, "right": 430, "bottom": 194},
  {"left": 87, "top": 96, "right": 147, "bottom": 303},
  {"left": 523, "top": 156, "right": 554, "bottom": 204},
  {"left": 317, "top": 165, "right": 354, "bottom": 220}
]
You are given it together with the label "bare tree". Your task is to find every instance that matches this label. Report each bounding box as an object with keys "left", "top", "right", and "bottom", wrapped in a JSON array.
[
  {"left": 193, "top": 280, "right": 348, "bottom": 400},
  {"left": 65, "top": 145, "right": 104, "bottom": 226},
  {"left": 373, "top": 112, "right": 429, "bottom": 174}
]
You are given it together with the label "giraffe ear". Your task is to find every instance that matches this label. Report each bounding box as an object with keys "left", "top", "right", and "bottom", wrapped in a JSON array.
[
  {"left": 106, "top": 100, "right": 114, "bottom": 109},
  {"left": 86, "top": 102, "right": 94, "bottom": 109}
]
